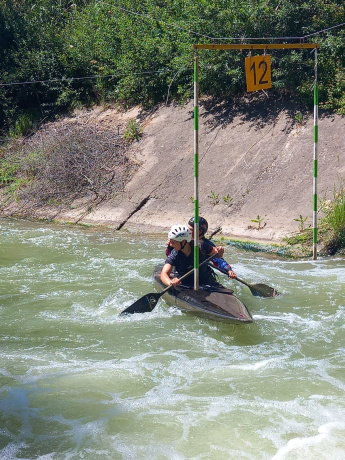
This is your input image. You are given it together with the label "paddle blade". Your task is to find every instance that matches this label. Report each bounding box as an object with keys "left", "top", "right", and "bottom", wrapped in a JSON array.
[
  {"left": 248, "top": 283, "right": 279, "bottom": 298},
  {"left": 120, "top": 292, "right": 163, "bottom": 315}
]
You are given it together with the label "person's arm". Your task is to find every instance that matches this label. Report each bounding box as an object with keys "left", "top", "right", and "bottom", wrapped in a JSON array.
[
  {"left": 201, "top": 240, "right": 224, "bottom": 258},
  {"left": 160, "top": 263, "right": 181, "bottom": 287},
  {"left": 205, "top": 237, "right": 230, "bottom": 269},
  {"left": 212, "top": 247, "right": 236, "bottom": 278},
  {"left": 212, "top": 257, "right": 237, "bottom": 279},
  {"left": 205, "top": 237, "right": 236, "bottom": 278},
  {"left": 212, "top": 257, "right": 229, "bottom": 270}
]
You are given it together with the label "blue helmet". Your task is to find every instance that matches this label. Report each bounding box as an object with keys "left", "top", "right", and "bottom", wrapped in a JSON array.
[{"left": 188, "top": 216, "right": 208, "bottom": 236}]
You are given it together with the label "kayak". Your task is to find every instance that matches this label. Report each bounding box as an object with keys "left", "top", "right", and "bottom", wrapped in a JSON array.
[{"left": 153, "top": 264, "right": 253, "bottom": 323}]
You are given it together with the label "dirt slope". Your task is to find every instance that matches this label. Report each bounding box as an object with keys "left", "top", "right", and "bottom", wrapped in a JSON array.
[{"left": 52, "top": 99, "right": 345, "bottom": 242}]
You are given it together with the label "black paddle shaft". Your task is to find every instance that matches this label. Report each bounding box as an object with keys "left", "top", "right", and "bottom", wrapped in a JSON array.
[{"left": 120, "top": 253, "right": 217, "bottom": 315}]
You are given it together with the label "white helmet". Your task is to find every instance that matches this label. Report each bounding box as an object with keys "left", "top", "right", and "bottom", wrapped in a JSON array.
[{"left": 168, "top": 224, "right": 192, "bottom": 242}]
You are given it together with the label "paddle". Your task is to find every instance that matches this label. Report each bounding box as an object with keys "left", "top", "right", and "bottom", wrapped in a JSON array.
[
  {"left": 207, "top": 230, "right": 278, "bottom": 297},
  {"left": 120, "top": 253, "right": 217, "bottom": 315},
  {"left": 210, "top": 264, "right": 279, "bottom": 297},
  {"left": 208, "top": 226, "right": 222, "bottom": 239}
]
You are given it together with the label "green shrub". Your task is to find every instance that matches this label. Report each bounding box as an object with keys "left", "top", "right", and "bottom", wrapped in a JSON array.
[
  {"left": 319, "top": 185, "right": 345, "bottom": 254},
  {"left": 284, "top": 229, "right": 313, "bottom": 246},
  {"left": 208, "top": 191, "right": 219, "bottom": 206},
  {"left": 285, "top": 185, "right": 345, "bottom": 255},
  {"left": 1, "top": 0, "right": 345, "bottom": 130},
  {"left": 10, "top": 113, "right": 37, "bottom": 138},
  {"left": 320, "top": 185, "right": 345, "bottom": 234},
  {"left": 0, "top": 161, "right": 19, "bottom": 185},
  {"left": 251, "top": 215, "right": 265, "bottom": 230},
  {"left": 294, "top": 214, "right": 308, "bottom": 232},
  {"left": 123, "top": 119, "right": 142, "bottom": 142}
]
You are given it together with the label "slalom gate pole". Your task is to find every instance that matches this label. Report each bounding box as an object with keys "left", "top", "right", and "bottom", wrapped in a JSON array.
[
  {"left": 194, "top": 53, "right": 199, "bottom": 289},
  {"left": 192, "top": 42, "right": 320, "bottom": 262},
  {"left": 313, "top": 48, "right": 318, "bottom": 260}
]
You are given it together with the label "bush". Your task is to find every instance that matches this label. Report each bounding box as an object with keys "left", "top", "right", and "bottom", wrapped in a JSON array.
[
  {"left": 123, "top": 119, "right": 142, "bottom": 142},
  {"left": 1, "top": 0, "right": 345, "bottom": 132},
  {"left": 319, "top": 184, "right": 345, "bottom": 254},
  {"left": 285, "top": 184, "right": 345, "bottom": 255},
  {"left": 1, "top": 118, "right": 140, "bottom": 212},
  {"left": 0, "top": 160, "right": 19, "bottom": 185},
  {"left": 9, "top": 113, "right": 37, "bottom": 138}
]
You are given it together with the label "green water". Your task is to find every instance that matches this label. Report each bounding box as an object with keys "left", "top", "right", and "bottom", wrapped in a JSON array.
[{"left": 1, "top": 218, "right": 345, "bottom": 459}]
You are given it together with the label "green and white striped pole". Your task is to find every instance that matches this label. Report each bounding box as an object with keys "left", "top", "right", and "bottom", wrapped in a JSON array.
[
  {"left": 313, "top": 48, "right": 318, "bottom": 260},
  {"left": 194, "top": 53, "right": 199, "bottom": 289}
]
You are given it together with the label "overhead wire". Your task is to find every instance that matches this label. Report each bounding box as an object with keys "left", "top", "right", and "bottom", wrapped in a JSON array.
[
  {"left": 0, "top": 69, "right": 171, "bottom": 88},
  {"left": 107, "top": 2, "right": 345, "bottom": 41},
  {"left": 108, "top": 3, "right": 303, "bottom": 41},
  {"left": 0, "top": 2, "right": 345, "bottom": 89},
  {"left": 303, "top": 22, "right": 345, "bottom": 38}
]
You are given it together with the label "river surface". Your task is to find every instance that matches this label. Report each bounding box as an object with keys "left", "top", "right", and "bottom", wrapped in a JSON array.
[{"left": 1, "top": 218, "right": 345, "bottom": 460}]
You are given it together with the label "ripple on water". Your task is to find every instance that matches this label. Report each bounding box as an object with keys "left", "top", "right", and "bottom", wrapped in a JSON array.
[{"left": 1, "top": 220, "right": 345, "bottom": 459}]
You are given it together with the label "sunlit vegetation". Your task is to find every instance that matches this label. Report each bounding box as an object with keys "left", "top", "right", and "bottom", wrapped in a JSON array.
[
  {"left": 0, "top": 0, "right": 344, "bottom": 135},
  {"left": 319, "top": 184, "right": 345, "bottom": 254},
  {"left": 284, "top": 184, "right": 345, "bottom": 255}
]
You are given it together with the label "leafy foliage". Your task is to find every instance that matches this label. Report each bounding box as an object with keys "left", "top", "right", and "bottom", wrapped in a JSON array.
[
  {"left": 284, "top": 183, "right": 345, "bottom": 255},
  {"left": 124, "top": 119, "right": 142, "bottom": 142},
  {"left": 319, "top": 184, "right": 345, "bottom": 254},
  {"left": 0, "top": 0, "right": 345, "bottom": 132}
]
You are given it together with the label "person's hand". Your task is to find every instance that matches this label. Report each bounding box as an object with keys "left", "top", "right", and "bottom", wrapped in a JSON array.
[
  {"left": 216, "top": 246, "right": 224, "bottom": 258},
  {"left": 228, "top": 269, "right": 237, "bottom": 279},
  {"left": 169, "top": 277, "right": 181, "bottom": 287}
]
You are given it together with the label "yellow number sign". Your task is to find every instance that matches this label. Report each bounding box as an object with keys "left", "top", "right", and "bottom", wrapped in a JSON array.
[{"left": 245, "top": 55, "right": 272, "bottom": 92}]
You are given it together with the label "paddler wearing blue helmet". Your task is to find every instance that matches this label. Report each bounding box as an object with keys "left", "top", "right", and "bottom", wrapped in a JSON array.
[{"left": 187, "top": 217, "right": 237, "bottom": 279}]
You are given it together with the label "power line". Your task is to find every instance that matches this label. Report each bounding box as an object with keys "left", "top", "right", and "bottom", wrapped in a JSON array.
[
  {"left": 1, "top": 3, "right": 344, "bottom": 89},
  {"left": 303, "top": 22, "right": 345, "bottom": 38},
  {"left": 109, "top": 3, "right": 302, "bottom": 41},
  {"left": 108, "top": 2, "right": 345, "bottom": 42},
  {"left": 106, "top": 3, "right": 213, "bottom": 39},
  {"left": 0, "top": 69, "right": 170, "bottom": 88}
]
